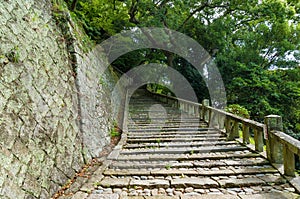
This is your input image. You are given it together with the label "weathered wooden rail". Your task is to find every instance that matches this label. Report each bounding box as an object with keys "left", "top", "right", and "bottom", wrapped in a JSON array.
[{"left": 148, "top": 89, "right": 300, "bottom": 178}]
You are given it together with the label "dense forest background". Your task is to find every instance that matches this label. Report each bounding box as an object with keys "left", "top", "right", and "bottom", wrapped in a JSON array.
[{"left": 63, "top": 0, "right": 299, "bottom": 137}]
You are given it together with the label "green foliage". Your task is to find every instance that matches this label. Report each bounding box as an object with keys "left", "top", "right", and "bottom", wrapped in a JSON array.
[
  {"left": 147, "top": 84, "right": 175, "bottom": 97},
  {"left": 225, "top": 104, "right": 250, "bottom": 119},
  {"left": 110, "top": 129, "right": 120, "bottom": 137},
  {"left": 6, "top": 46, "right": 20, "bottom": 63},
  {"left": 66, "top": 0, "right": 300, "bottom": 138},
  {"left": 99, "top": 76, "right": 108, "bottom": 87},
  {"left": 52, "top": 0, "right": 95, "bottom": 53},
  {"left": 165, "top": 164, "right": 172, "bottom": 170},
  {"left": 93, "top": 181, "right": 101, "bottom": 187},
  {"left": 52, "top": 0, "right": 69, "bottom": 23},
  {"left": 72, "top": 0, "right": 133, "bottom": 42},
  {"left": 69, "top": 12, "right": 96, "bottom": 52}
]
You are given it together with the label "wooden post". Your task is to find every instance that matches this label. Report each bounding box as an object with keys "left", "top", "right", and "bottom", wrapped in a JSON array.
[
  {"left": 264, "top": 115, "right": 283, "bottom": 164},
  {"left": 242, "top": 124, "right": 250, "bottom": 144},
  {"left": 283, "top": 145, "right": 295, "bottom": 176}
]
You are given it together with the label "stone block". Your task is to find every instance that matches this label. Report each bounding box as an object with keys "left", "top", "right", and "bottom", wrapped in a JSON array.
[
  {"left": 171, "top": 177, "right": 219, "bottom": 188},
  {"left": 219, "top": 177, "right": 266, "bottom": 188},
  {"left": 239, "top": 193, "right": 299, "bottom": 199},
  {"left": 100, "top": 177, "right": 131, "bottom": 188},
  {"left": 130, "top": 179, "right": 170, "bottom": 189}
]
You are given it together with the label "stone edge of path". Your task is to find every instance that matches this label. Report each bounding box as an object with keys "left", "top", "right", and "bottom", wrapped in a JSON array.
[{"left": 235, "top": 137, "right": 300, "bottom": 194}]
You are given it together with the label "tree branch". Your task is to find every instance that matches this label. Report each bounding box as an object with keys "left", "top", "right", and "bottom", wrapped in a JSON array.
[
  {"left": 129, "top": 0, "right": 140, "bottom": 24},
  {"left": 176, "top": 2, "right": 229, "bottom": 31},
  {"left": 70, "top": 0, "right": 78, "bottom": 11}
]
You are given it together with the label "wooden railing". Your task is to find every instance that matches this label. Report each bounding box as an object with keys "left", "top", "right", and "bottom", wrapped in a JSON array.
[{"left": 147, "top": 89, "right": 300, "bottom": 177}]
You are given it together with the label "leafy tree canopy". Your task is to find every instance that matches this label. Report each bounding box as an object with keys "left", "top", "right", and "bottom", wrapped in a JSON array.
[{"left": 66, "top": 0, "right": 300, "bottom": 135}]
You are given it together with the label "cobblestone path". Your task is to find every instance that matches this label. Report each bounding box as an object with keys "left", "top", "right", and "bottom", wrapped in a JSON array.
[{"left": 82, "top": 89, "right": 300, "bottom": 199}]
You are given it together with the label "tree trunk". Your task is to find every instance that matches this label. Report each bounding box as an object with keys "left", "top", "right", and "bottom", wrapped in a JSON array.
[
  {"left": 70, "top": 0, "right": 78, "bottom": 11},
  {"left": 164, "top": 51, "right": 174, "bottom": 68}
]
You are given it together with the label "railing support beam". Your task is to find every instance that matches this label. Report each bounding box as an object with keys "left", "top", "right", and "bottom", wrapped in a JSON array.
[
  {"left": 202, "top": 99, "right": 209, "bottom": 123},
  {"left": 265, "top": 115, "right": 283, "bottom": 164},
  {"left": 254, "top": 128, "right": 264, "bottom": 152},
  {"left": 242, "top": 124, "right": 250, "bottom": 144},
  {"left": 233, "top": 121, "right": 239, "bottom": 138},
  {"left": 283, "top": 145, "right": 295, "bottom": 176}
]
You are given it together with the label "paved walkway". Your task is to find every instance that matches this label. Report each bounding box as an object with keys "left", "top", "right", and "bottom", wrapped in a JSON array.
[{"left": 63, "top": 89, "right": 300, "bottom": 199}]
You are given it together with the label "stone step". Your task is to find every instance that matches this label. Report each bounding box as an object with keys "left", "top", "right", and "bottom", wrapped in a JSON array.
[
  {"left": 129, "top": 113, "right": 184, "bottom": 117},
  {"left": 116, "top": 151, "right": 261, "bottom": 161},
  {"left": 128, "top": 124, "right": 208, "bottom": 129},
  {"left": 127, "top": 130, "right": 220, "bottom": 136},
  {"left": 128, "top": 121, "right": 205, "bottom": 125},
  {"left": 127, "top": 122, "right": 207, "bottom": 127},
  {"left": 127, "top": 127, "right": 212, "bottom": 132},
  {"left": 127, "top": 133, "right": 224, "bottom": 140},
  {"left": 129, "top": 119, "right": 205, "bottom": 123},
  {"left": 218, "top": 177, "right": 267, "bottom": 188},
  {"left": 109, "top": 158, "right": 269, "bottom": 169},
  {"left": 128, "top": 101, "right": 175, "bottom": 104},
  {"left": 98, "top": 175, "right": 286, "bottom": 188},
  {"left": 129, "top": 99, "right": 159, "bottom": 102},
  {"left": 128, "top": 127, "right": 215, "bottom": 132},
  {"left": 120, "top": 145, "right": 247, "bottom": 155},
  {"left": 128, "top": 127, "right": 209, "bottom": 131},
  {"left": 129, "top": 113, "right": 183, "bottom": 116},
  {"left": 127, "top": 137, "right": 227, "bottom": 143},
  {"left": 124, "top": 141, "right": 238, "bottom": 149},
  {"left": 128, "top": 119, "right": 203, "bottom": 123},
  {"left": 127, "top": 127, "right": 210, "bottom": 131},
  {"left": 92, "top": 91, "right": 299, "bottom": 198},
  {"left": 238, "top": 192, "right": 299, "bottom": 199},
  {"left": 128, "top": 103, "right": 171, "bottom": 107},
  {"left": 129, "top": 103, "right": 172, "bottom": 106},
  {"left": 104, "top": 166, "right": 278, "bottom": 177},
  {"left": 129, "top": 119, "right": 206, "bottom": 124},
  {"left": 129, "top": 109, "right": 183, "bottom": 113},
  {"left": 128, "top": 118, "right": 201, "bottom": 122},
  {"left": 93, "top": 184, "right": 297, "bottom": 199}
]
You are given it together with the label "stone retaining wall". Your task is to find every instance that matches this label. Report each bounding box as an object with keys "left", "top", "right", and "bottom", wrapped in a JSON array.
[{"left": 0, "top": 0, "right": 117, "bottom": 198}]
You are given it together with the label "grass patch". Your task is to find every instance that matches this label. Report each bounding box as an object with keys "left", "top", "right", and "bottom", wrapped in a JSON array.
[
  {"left": 190, "top": 150, "right": 194, "bottom": 155},
  {"left": 165, "top": 164, "right": 172, "bottom": 170},
  {"left": 110, "top": 127, "right": 120, "bottom": 137}
]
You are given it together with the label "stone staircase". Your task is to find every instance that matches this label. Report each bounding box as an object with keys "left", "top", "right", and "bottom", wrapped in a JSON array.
[{"left": 91, "top": 89, "right": 299, "bottom": 199}]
